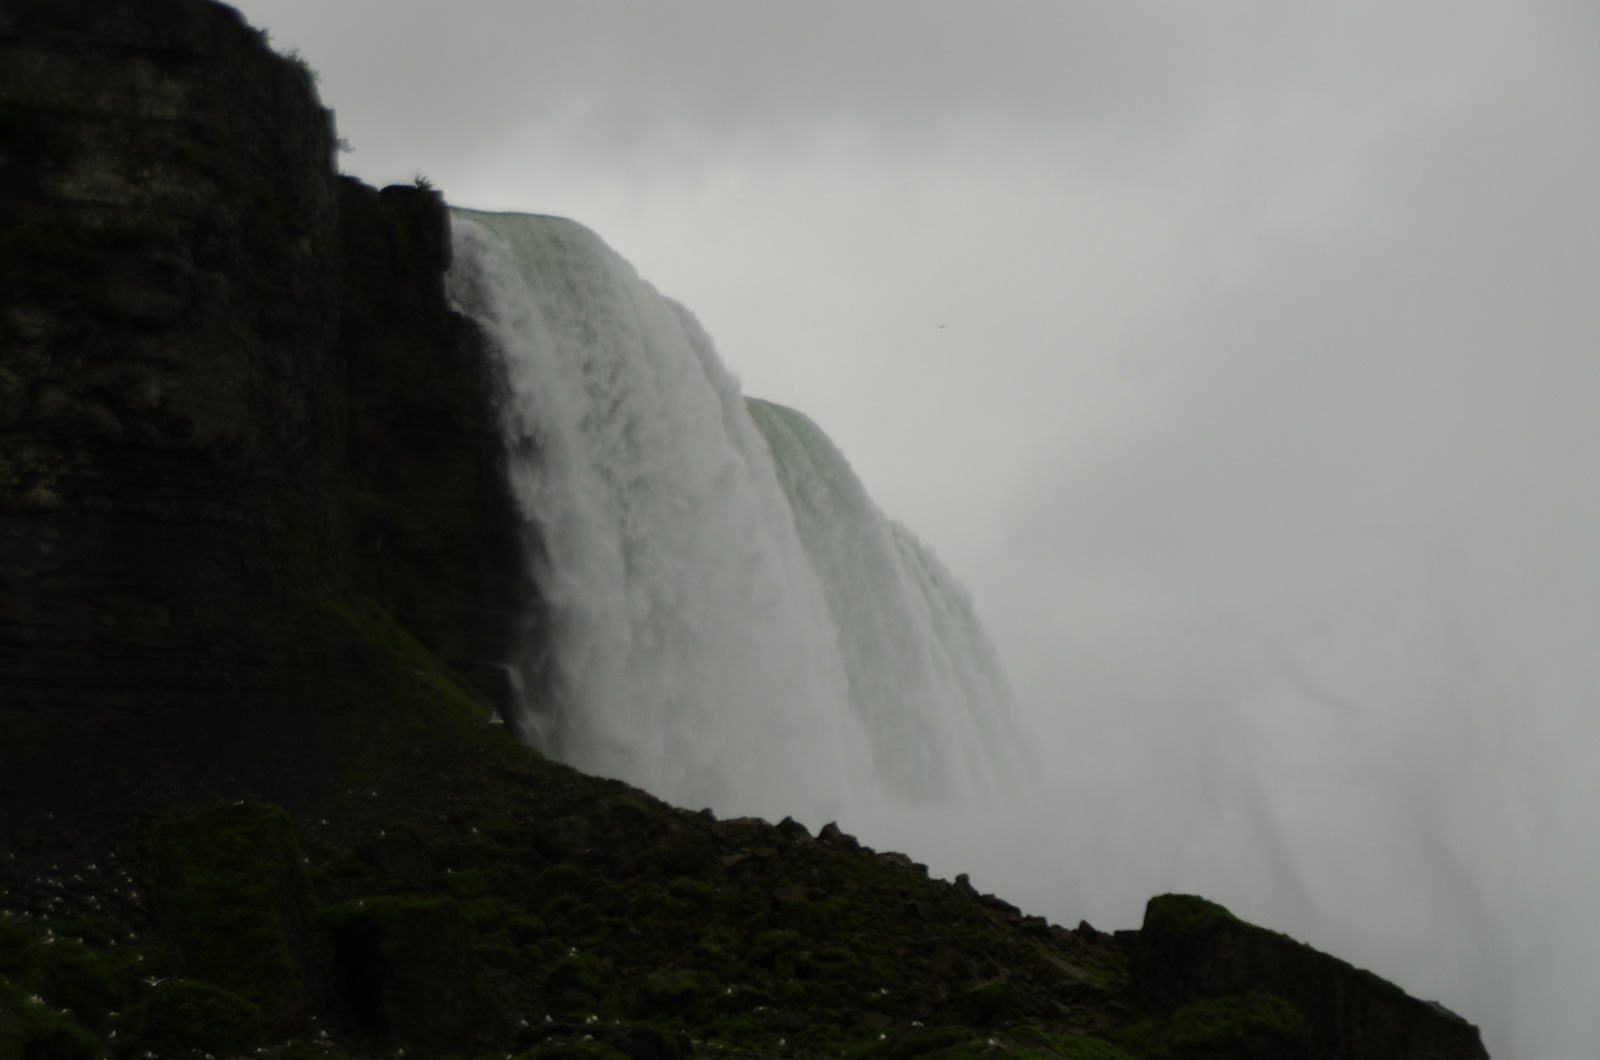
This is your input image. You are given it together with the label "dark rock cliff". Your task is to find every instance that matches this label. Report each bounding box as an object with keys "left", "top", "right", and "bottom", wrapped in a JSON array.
[
  {"left": 0, "top": 0, "right": 529, "bottom": 840},
  {"left": 336, "top": 178, "right": 534, "bottom": 698},
  {"left": 0, "top": 0, "right": 343, "bottom": 708},
  {"left": 0, "top": 2, "right": 1490, "bottom": 1059},
  {"left": 1130, "top": 895, "right": 1487, "bottom": 1060}
]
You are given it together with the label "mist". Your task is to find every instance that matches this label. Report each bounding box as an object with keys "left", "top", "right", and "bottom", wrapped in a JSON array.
[{"left": 245, "top": 2, "right": 1600, "bottom": 1055}]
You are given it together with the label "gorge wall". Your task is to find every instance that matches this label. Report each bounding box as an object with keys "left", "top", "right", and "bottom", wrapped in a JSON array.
[{"left": 0, "top": 0, "right": 530, "bottom": 842}]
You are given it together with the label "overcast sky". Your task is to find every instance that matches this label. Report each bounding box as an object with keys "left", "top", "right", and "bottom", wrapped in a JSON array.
[{"left": 244, "top": 3, "right": 1599, "bottom": 1055}]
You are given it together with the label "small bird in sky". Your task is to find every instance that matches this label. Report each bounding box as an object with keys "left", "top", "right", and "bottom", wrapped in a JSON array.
[{"left": 935, "top": 323, "right": 948, "bottom": 329}]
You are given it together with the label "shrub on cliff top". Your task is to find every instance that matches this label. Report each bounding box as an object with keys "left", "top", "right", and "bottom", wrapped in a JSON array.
[{"left": 1140, "top": 895, "right": 1238, "bottom": 936}]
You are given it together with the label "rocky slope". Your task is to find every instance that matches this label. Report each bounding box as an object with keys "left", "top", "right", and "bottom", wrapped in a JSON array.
[
  {"left": 0, "top": 1, "right": 1490, "bottom": 1058},
  {"left": 0, "top": 626, "right": 1489, "bottom": 1060}
]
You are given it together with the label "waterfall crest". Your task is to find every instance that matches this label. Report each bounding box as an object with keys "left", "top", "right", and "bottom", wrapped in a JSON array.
[{"left": 445, "top": 208, "right": 1024, "bottom": 820}]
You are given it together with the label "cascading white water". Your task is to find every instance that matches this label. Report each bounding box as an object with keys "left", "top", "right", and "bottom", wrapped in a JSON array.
[
  {"left": 746, "top": 399, "right": 1026, "bottom": 802},
  {"left": 445, "top": 208, "right": 1023, "bottom": 822}
]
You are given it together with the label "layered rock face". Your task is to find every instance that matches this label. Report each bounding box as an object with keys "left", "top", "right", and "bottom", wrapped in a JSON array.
[
  {"left": 0, "top": 0, "right": 527, "bottom": 836},
  {"left": 0, "top": 0, "right": 342, "bottom": 707}
]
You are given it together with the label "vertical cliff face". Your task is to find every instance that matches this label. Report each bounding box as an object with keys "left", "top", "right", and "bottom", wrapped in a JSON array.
[
  {"left": 337, "top": 179, "right": 533, "bottom": 694},
  {"left": 0, "top": 0, "right": 529, "bottom": 840},
  {"left": 0, "top": 0, "right": 342, "bottom": 707}
]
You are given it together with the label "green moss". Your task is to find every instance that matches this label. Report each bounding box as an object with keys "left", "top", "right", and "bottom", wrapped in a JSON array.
[
  {"left": 1113, "top": 992, "right": 1304, "bottom": 1059},
  {"left": 961, "top": 976, "right": 1025, "bottom": 1022},
  {"left": 537, "top": 864, "right": 597, "bottom": 906},
  {"left": 844, "top": 1026, "right": 1137, "bottom": 1060},
  {"left": 508, "top": 915, "right": 549, "bottom": 947},
  {"left": 693, "top": 928, "right": 740, "bottom": 963},
  {"left": 1140, "top": 895, "right": 1238, "bottom": 935},
  {"left": 638, "top": 970, "right": 715, "bottom": 1018},
  {"left": 0, "top": 976, "right": 105, "bottom": 1060},
  {"left": 25, "top": 939, "right": 128, "bottom": 1025},
  {"left": 545, "top": 952, "right": 606, "bottom": 1007},
  {"left": 518, "top": 1042, "right": 631, "bottom": 1060},
  {"left": 607, "top": 798, "right": 655, "bottom": 826},
  {"left": 149, "top": 802, "right": 319, "bottom": 1029},
  {"left": 313, "top": 598, "right": 537, "bottom": 796},
  {"left": 1051, "top": 1039, "right": 1140, "bottom": 1060},
  {"left": 1, "top": 923, "right": 146, "bottom": 1037},
  {"left": 127, "top": 978, "right": 265, "bottom": 1055},
  {"left": 279, "top": 1043, "right": 353, "bottom": 1060}
]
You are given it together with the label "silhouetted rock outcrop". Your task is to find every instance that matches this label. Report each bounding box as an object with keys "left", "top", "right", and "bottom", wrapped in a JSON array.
[{"left": 1131, "top": 895, "right": 1488, "bottom": 1060}]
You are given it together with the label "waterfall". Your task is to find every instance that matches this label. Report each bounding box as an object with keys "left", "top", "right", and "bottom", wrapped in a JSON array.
[
  {"left": 746, "top": 399, "right": 1025, "bottom": 802},
  {"left": 445, "top": 208, "right": 1024, "bottom": 821}
]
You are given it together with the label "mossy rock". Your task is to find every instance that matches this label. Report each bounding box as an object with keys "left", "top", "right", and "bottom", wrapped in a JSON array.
[
  {"left": 1051, "top": 1040, "right": 1140, "bottom": 1060},
  {"left": 149, "top": 802, "right": 323, "bottom": 1031},
  {"left": 324, "top": 895, "right": 485, "bottom": 1045},
  {"left": 961, "top": 976, "right": 1026, "bottom": 1022},
  {"left": 545, "top": 952, "right": 607, "bottom": 1010},
  {"left": 844, "top": 1025, "right": 973, "bottom": 1059},
  {"left": 517, "top": 1022, "right": 687, "bottom": 1060},
  {"left": 1140, "top": 896, "right": 1237, "bottom": 936},
  {"left": 279, "top": 1044, "right": 354, "bottom": 1060},
  {"left": 637, "top": 969, "right": 713, "bottom": 1018},
  {"left": 845, "top": 1025, "right": 1137, "bottom": 1060},
  {"left": 0, "top": 977, "right": 105, "bottom": 1060},
  {"left": 1113, "top": 991, "right": 1305, "bottom": 1059},
  {"left": 26, "top": 940, "right": 129, "bottom": 1023},
  {"left": 508, "top": 916, "right": 549, "bottom": 947},
  {"left": 0, "top": 921, "right": 134, "bottom": 1035},
  {"left": 752, "top": 930, "right": 804, "bottom": 969},
  {"left": 536, "top": 863, "right": 597, "bottom": 907},
  {"left": 515, "top": 1040, "right": 631, "bottom": 1060},
  {"left": 126, "top": 978, "right": 265, "bottom": 1056}
]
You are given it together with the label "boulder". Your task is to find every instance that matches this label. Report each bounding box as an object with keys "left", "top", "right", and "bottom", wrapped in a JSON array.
[{"left": 149, "top": 802, "right": 325, "bottom": 1032}]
